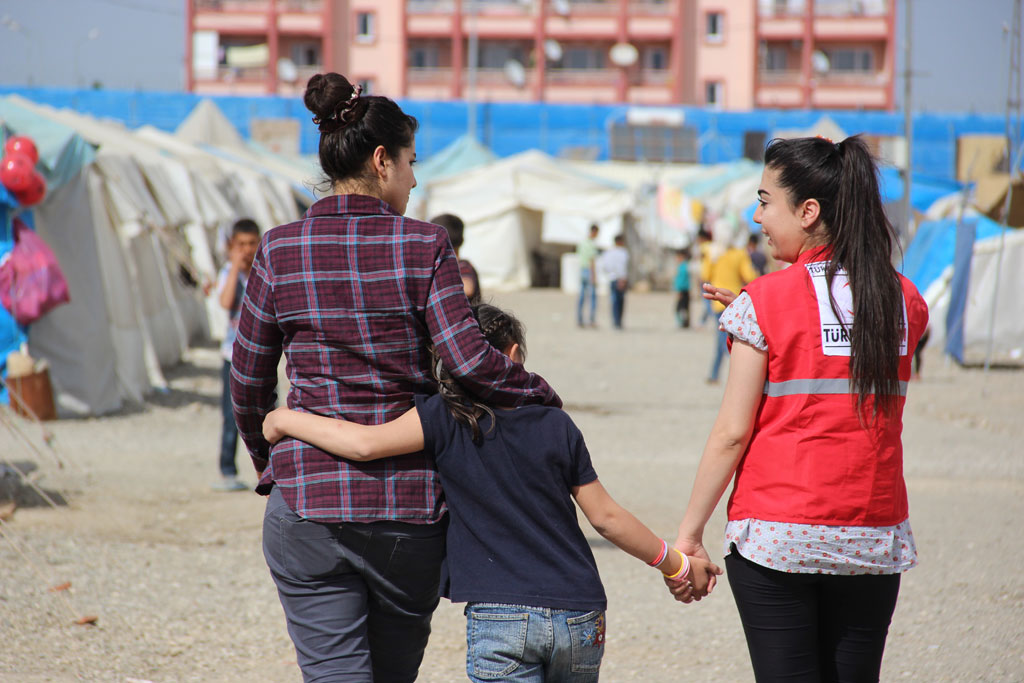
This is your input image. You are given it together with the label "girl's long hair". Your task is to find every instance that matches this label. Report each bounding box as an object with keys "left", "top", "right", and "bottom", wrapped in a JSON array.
[
  {"left": 764, "top": 135, "right": 904, "bottom": 418},
  {"left": 430, "top": 304, "right": 528, "bottom": 443}
]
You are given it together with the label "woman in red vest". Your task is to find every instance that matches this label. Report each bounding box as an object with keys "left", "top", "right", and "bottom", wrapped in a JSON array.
[{"left": 669, "top": 136, "right": 929, "bottom": 682}]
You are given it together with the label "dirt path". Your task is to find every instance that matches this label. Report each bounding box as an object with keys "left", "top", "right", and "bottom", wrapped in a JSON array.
[{"left": 1, "top": 290, "right": 1022, "bottom": 681}]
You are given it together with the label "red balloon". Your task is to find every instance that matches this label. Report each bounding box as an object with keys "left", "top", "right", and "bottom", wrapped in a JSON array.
[
  {"left": 4, "top": 136, "right": 39, "bottom": 164},
  {"left": 13, "top": 170, "right": 46, "bottom": 207},
  {"left": 0, "top": 154, "right": 35, "bottom": 194}
]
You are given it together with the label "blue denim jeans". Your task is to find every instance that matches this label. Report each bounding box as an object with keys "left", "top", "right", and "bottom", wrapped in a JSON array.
[
  {"left": 708, "top": 313, "right": 729, "bottom": 382},
  {"left": 577, "top": 269, "right": 596, "bottom": 326},
  {"left": 219, "top": 360, "right": 238, "bottom": 476},
  {"left": 465, "top": 603, "right": 606, "bottom": 682}
]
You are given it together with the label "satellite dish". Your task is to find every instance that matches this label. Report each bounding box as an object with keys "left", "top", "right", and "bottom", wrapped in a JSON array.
[
  {"left": 811, "top": 50, "right": 830, "bottom": 74},
  {"left": 544, "top": 39, "right": 563, "bottom": 62},
  {"left": 504, "top": 59, "right": 527, "bottom": 88},
  {"left": 552, "top": 0, "right": 571, "bottom": 16},
  {"left": 609, "top": 43, "right": 639, "bottom": 68},
  {"left": 278, "top": 57, "right": 299, "bottom": 83}
]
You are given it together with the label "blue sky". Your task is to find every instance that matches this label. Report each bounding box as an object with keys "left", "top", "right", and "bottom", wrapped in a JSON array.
[{"left": 0, "top": 0, "right": 1015, "bottom": 114}]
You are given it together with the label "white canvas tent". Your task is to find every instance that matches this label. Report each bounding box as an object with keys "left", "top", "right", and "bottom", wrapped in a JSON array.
[
  {"left": 2, "top": 95, "right": 303, "bottom": 415},
  {"left": 418, "top": 150, "right": 635, "bottom": 291},
  {"left": 921, "top": 227, "right": 1024, "bottom": 366}
]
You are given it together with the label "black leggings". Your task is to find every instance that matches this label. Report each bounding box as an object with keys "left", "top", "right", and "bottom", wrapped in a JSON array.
[{"left": 726, "top": 550, "right": 901, "bottom": 683}]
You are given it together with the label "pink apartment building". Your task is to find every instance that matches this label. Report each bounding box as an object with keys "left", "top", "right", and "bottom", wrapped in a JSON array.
[{"left": 186, "top": 0, "right": 896, "bottom": 110}]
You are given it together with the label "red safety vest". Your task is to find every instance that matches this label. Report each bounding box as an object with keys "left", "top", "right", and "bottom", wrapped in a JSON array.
[{"left": 727, "top": 247, "right": 929, "bottom": 527}]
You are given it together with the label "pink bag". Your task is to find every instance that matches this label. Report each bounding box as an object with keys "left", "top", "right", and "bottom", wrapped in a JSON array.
[{"left": 0, "top": 218, "right": 71, "bottom": 325}]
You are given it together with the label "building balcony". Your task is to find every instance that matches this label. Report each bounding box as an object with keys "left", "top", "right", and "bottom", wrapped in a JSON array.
[
  {"left": 192, "top": 65, "right": 271, "bottom": 95},
  {"left": 194, "top": 0, "right": 323, "bottom": 34},
  {"left": 756, "top": 68, "right": 891, "bottom": 109},
  {"left": 195, "top": 0, "right": 271, "bottom": 10},
  {"left": 546, "top": 67, "right": 615, "bottom": 85},
  {"left": 407, "top": 65, "right": 674, "bottom": 104},
  {"left": 758, "top": 0, "right": 890, "bottom": 40},
  {"left": 406, "top": 0, "right": 675, "bottom": 39}
]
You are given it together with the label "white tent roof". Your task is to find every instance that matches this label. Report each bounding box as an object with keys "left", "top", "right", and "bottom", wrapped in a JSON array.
[{"left": 175, "top": 98, "right": 248, "bottom": 149}]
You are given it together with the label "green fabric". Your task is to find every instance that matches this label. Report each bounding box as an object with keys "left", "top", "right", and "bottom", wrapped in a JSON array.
[{"left": 576, "top": 238, "right": 598, "bottom": 269}]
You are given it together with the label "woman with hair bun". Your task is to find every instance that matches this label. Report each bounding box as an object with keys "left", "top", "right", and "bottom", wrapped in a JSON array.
[
  {"left": 668, "top": 135, "right": 929, "bottom": 681},
  {"left": 230, "top": 73, "right": 561, "bottom": 682}
]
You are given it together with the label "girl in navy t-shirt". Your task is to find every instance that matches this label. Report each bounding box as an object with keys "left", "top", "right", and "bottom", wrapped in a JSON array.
[{"left": 263, "top": 303, "right": 721, "bottom": 681}]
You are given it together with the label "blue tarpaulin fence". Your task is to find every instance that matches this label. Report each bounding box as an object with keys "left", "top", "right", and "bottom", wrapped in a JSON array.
[{"left": 0, "top": 86, "right": 1007, "bottom": 183}]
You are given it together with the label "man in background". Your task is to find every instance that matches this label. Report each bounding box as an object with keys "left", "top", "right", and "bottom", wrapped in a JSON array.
[
  {"left": 576, "top": 224, "right": 600, "bottom": 328},
  {"left": 600, "top": 234, "right": 630, "bottom": 330}
]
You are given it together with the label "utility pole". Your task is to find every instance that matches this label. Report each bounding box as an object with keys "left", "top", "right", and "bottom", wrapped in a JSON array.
[
  {"left": 985, "top": 0, "right": 1023, "bottom": 374},
  {"left": 466, "top": 0, "right": 479, "bottom": 140},
  {"left": 900, "top": 0, "right": 913, "bottom": 243}
]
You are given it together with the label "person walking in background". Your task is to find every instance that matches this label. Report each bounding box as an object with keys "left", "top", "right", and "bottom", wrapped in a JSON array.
[
  {"left": 668, "top": 136, "right": 929, "bottom": 682},
  {"left": 230, "top": 72, "right": 560, "bottom": 683},
  {"left": 600, "top": 234, "right": 629, "bottom": 330},
  {"left": 695, "top": 227, "right": 714, "bottom": 327},
  {"left": 576, "top": 224, "right": 600, "bottom": 327},
  {"left": 263, "top": 303, "right": 722, "bottom": 682},
  {"left": 212, "top": 218, "right": 259, "bottom": 492},
  {"left": 702, "top": 224, "right": 758, "bottom": 384},
  {"left": 431, "top": 212, "right": 481, "bottom": 304},
  {"left": 747, "top": 233, "right": 767, "bottom": 276},
  {"left": 673, "top": 247, "right": 692, "bottom": 328}
]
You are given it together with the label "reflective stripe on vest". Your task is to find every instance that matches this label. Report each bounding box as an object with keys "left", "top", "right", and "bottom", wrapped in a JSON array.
[{"left": 763, "top": 378, "right": 909, "bottom": 397}]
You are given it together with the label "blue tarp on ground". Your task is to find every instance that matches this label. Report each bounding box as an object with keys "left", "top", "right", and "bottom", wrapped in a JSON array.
[{"left": 901, "top": 215, "right": 1005, "bottom": 294}]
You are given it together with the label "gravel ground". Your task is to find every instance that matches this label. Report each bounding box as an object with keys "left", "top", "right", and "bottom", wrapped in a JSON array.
[{"left": 1, "top": 289, "right": 1022, "bottom": 682}]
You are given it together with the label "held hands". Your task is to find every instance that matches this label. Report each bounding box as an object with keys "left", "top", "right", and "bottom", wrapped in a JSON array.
[
  {"left": 664, "top": 536, "right": 722, "bottom": 604},
  {"left": 702, "top": 283, "right": 737, "bottom": 308}
]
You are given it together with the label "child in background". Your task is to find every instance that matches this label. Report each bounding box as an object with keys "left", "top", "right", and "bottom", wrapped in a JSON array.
[
  {"left": 212, "top": 218, "right": 259, "bottom": 492},
  {"left": 431, "top": 212, "right": 481, "bottom": 304},
  {"left": 673, "top": 247, "right": 692, "bottom": 328},
  {"left": 264, "top": 303, "right": 721, "bottom": 682}
]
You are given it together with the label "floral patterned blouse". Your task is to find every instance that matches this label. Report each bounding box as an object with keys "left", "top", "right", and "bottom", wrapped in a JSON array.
[{"left": 718, "top": 292, "right": 917, "bottom": 575}]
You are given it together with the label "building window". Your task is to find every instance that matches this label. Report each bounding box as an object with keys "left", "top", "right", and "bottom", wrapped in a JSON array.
[
  {"left": 290, "top": 42, "right": 321, "bottom": 67},
  {"left": 409, "top": 44, "right": 440, "bottom": 69},
  {"left": 644, "top": 46, "right": 668, "bottom": 71},
  {"left": 705, "top": 80, "right": 723, "bottom": 107},
  {"left": 479, "top": 42, "right": 528, "bottom": 69},
  {"left": 562, "top": 46, "right": 606, "bottom": 70},
  {"left": 827, "top": 48, "right": 874, "bottom": 72},
  {"left": 355, "top": 12, "right": 375, "bottom": 43},
  {"left": 764, "top": 45, "right": 788, "bottom": 71},
  {"left": 706, "top": 12, "right": 724, "bottom": 43}
]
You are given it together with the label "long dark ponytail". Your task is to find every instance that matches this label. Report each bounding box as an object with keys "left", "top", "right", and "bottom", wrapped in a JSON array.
[
  {"left": 764, "top": 135, "right": 904, "bottom": 417},
  {"left": 430, "top": 304, "right": 528, "bottom": 443}
]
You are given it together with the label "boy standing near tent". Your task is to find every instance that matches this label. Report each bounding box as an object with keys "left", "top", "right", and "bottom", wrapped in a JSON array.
[
  {"left": 213, "top": 218, "right": 260, "bottom": 491},
  {"left": 431, "top": 213, "right": 481, "bottom": 304}
]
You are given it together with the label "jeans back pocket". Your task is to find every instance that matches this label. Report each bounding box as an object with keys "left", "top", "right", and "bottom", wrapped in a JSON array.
[
  {"left": 567, "top": 610, "right": 606, "bottom": 674},
  {"left": 467, "top": 608, "right": 530, "bottom": 680}
]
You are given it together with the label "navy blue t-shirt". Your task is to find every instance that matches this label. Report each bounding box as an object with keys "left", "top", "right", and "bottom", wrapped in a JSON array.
[{"left": 414, "top": 394, "right": 606, "bottom": 611}]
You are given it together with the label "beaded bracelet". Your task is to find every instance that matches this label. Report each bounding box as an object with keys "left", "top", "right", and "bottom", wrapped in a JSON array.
[
  {"left": 648, "top": 539, "right": 669, "bottom": 568},
  {"left": 663, "top": 549, "right": 690, "bottom": 582}
]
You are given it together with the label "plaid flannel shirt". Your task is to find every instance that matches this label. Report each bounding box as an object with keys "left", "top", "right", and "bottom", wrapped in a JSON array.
[{"left": 230, "top": 195, "right": 561, "bottom": 523}]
